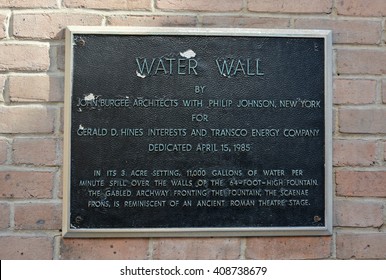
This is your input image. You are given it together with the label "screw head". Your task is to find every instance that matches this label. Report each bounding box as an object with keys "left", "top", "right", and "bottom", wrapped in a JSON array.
[
  {"left": 75, "top": 37, "right": 86, "bottom": 47},
  {"left": 74, "top": 215, "right": 83, "bottom": 224},
  {"left": 314, "top": 215, "right": 322, "bottom": 222}
]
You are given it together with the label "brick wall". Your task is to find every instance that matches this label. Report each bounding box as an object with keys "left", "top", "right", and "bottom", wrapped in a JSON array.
[{"left": 0, "top": 0, "right": 385, "bottom": 260}]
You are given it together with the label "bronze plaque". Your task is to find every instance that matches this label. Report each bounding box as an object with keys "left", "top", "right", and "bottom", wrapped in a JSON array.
[{"left": 63, "top": 27, "right": 332, "bottom": 237}]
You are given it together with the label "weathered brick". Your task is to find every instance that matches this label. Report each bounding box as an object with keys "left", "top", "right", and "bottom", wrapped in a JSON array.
[
  {"left": 336, "top": 49, "right": 386, "bottom": 75},
  {"left": 333, "top": 139, "right": 377, "bottom": 167},
  {"left": 336, "top": 171, "right": 386, "bottom": 197},
  {"left": 332, "top": 107, "right": 337, "bottom": 134},
  {"left": 384, "top": 19, "right": 386, "bottom": 44},
  {"left": 0, "top": 171, "right": 54, "bottom": 199},
  {"left": 0, "top": 105, "right": 55, "bottom": 133},
  {"left": 248, "top": 0, "right": 332, "bottom": 14},
  {"left": 0, "top": 75, "right": 5, "bottom": 102},
  {"left": 0, "top": 202, "right": 10, "bottom": 229},
  {"left": 9, "top": 75, "right": 63, "bottom": 102},
  {"left": 336, "top": 233, "right": 386, "bottom": 259},
  {"left": 57, "top": 169, "right": 63, "bottom": 198},
  {"left": 0, "top": 13, "right": 7, "bottom": 39},
  {"left": 384, "top": 142, "right": 386, "bottom": 161},
  {"left": 14, "top": 203, "right": 62, "bottom": 230},
  {"left": 13, "top": 138, "right": 58, "bottom": 166},
  {"left": 57, "top": 45, "right": 65, "bottom": 71},
  {"left": 64, "top": 0, "right": 151, "bottom": 10},
  {"left": 333, "top": 79, "right": 376, "bottom": 105},
  {"left": 157, "top": 0, "right": 243, "bottom": 12},
  {"left": 0, "top": 0, "right": 58, "bottom": 8},
  {"left": 201, "top": 16, "right": 290, "bottom": 28},
  {"left": 59, "top": 107, "right": 64, "bottom": 133},
  {"left": 0, "top": 43, "right": 50, "bottom": 71},
  {"left": 336, "top": 0, "right": 386, "bottom": 17},
  {"left": 334, "top": 200, "right": 384, "bottom": 227},
  {"left": 0, "top": 236, "right": 54, "bottom": 259},
  {"left": 57, "top": 138, "right": 63, "bottom": 165},
  {"left": 246, "top": 237, "right": 331, "bottom": 259},
  {"left": 13, "top": 13, "right": 103, "bottom": 40},
  {"left": 0, "top": 138, "right": 7, "bottom": 164},
  {"left": 339, "top": 108, "right": 386, "bottom": 134},
  {"left": 382, "top": 80, "right": 386, "bottom": 104},
  {"left": 60, "top": 239, "right": 149, "bottom": 259},
  {"left": 152, "top": 238, "right": 241, "bottom": 259},
  {"left": 294, "top": 19, "right": 382, "bottom": 44},
  {"left": 107, "top": 15, "right": 197, "bottom": 27}
]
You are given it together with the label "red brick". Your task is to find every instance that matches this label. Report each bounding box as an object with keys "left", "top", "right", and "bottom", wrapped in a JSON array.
[
  {"left": 107, "top": 15, "right": 197, "bottom": 27},
  {"left": 14, "top": 203, "right": 62, "bottom": 230},
  {"left": 294, "top": 19, "right": 381, "bottom": 45},
  {"left": 60, "top": 239, "right": 149, "bottom": 259},
  {"left": 333, "top": 79, "right": 376, "bottom": 105},
  {"left": 0, "top": 236, "right": 54, "bottom": 259},
  {"left": 339, "top": 108, "right": 386, "bottom": 134},
  {"left": 0, "top": 0, "right": 58, "bottom": 8},
  {"left": 153, "top": 238, "right": 241, "bottom": 259},
  {"left": 336, "top": 233, "right": 386, "bottom": 259},
  {"left": 336, "top": 171, "right": 386, "bottom": 197},
  {"left": 64, "top": 0, "right": 151, "bottom": 10},
  {"left": 337, "top": 49, "right": 386, "bottom": 75},
  {"left": 9, "top": 75, "right": 63, "bottom": 102},
  {"left": 13, "top": 13, "right": 103, "bottom": 40},
  {"left": 0, "top": 105, "right": 55, "bottom": 133},
  {"left": 334, "top": 200, "right": 384, "bottom": 227},
  {"left": 336, "top": 0, "right": 386, "bottom": 17},
  {"left": 0, "top": 202, "right": 10, "bottom": 229},
  {"left": 0, "top": 43, "right": 50, "bottom": 71},
  {"left": 0, "top": 138, "right": 8, "bottom": 164},
  {"left": 13, "top": 138, "right": 58, "bottom": 166},
  {"left": 201, "top": 16, "right": 290, "bottom": 28},
  {"left": 246, "top": 237, "right": 331, "bottom": 259},
  {"left": 333, "top": 139, "right": 377, "bottom": 167},
  {"left": 0, "top": 13, "right": 7, "bottom": 39},
  {"left": 248, "top": 0, "right": 332, "bottom": 14},
  {"left": 0, "top": 171, "right": 54, "bottom": 199},
  {"left": 157, "top": 0, "right": 243, "bottom": 12}
]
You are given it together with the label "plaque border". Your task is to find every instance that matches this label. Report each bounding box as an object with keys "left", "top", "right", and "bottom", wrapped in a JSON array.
[{"left": 63, "top": 27, "right": 333, "bottom": 238}]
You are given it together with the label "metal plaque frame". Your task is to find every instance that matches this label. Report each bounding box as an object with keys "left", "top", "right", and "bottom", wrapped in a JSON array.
[{"left": 63, "top": 27, "right": 333, "bottom": 237}]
